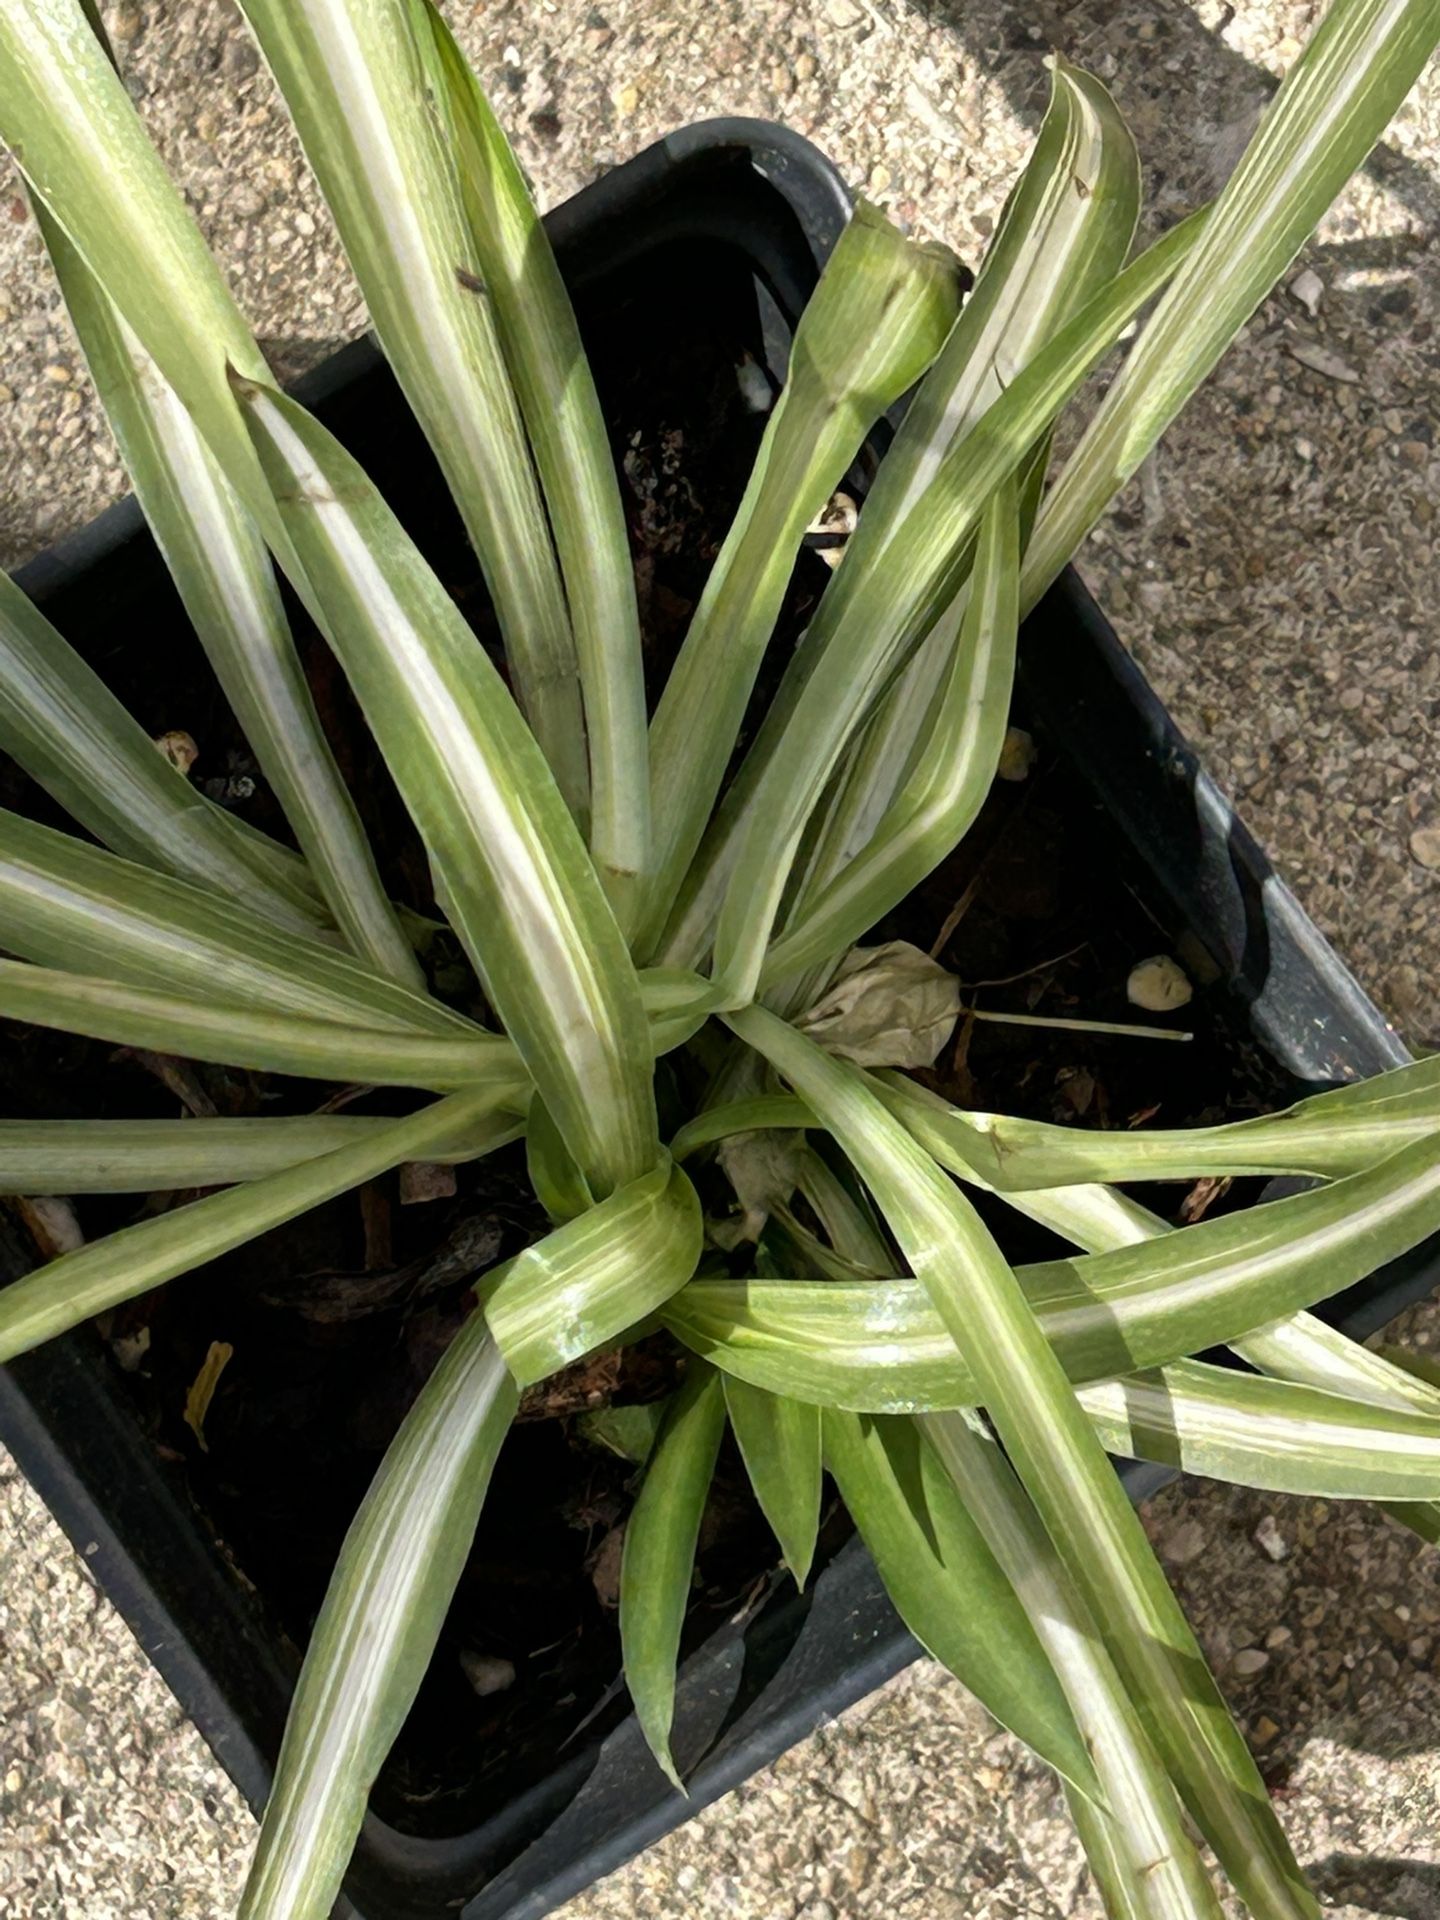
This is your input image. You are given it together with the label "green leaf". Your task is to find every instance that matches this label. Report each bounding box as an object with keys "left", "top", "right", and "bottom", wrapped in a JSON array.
[
  {"left": 761, "top": 478, "right": 1020, "bottom": 987},
  {"left": 619, "top": 1361, "right": 727, "bottom": 1788},
  {"left": 0, "top": 810, "right": 470, "bottom": 1037},
  {"left": 0, "top": 563, "right": 328, "bottom": 937},
  {"left": 722, "top": 1376, "right": 822, "bottom": 1587},
  {"left": 482, "top": 1155, "right": 701, "bottom": 1386},
  {"left": 726, "top": 1005, "right": 1316, "bottom": 1920},
  {"left": 35, "top": 204, "right": 417, "bottom": 984},
  {"left": 238, "top": 1315, "right": 518, "bottom": 1920},
  {"left": 664, "top": 1130, "right": 1440, "bottom": 1409},
  {"left": 878, "top": 1054, "right": 1440, "bottom": 1189},
  {"left": 822, "top": 1408, "right": 1100, "bottom": 1802},
  {"left": 774, "top": 62, "right": 1140, "bottom": 989},
  {"left": 233, "top": 0, "right": 587, "bottom": 816},
  {"left": 0, "top": 1087, "right": 516, "bottom": 1363},
  {"left": 232, "top": 373, "right": 658, "bottom": 1196},
  {"left": 418, "top": 2, "right": 648, "bottom": 916},
  {"left": 0, "top": 0, "right": 295, "bottom": 561},
  {"left": 0, "top": 959, "right": 705, "bottom": 1096},
  {"left": 921, "top": 1409, "right": 1221, "bottom": 1918},
  {"left": 1082, "top": 1359, "right": 1440, "bottom": 1500},
  {"left": 0, "top": 1113, "right": 511, "bottom": 1193},
  {"left": 670, "top": 1096, "right": 814, "bottom": 1163},
  {"left": 677, "top": 208, "right": 1208, "bottom": 993},
  {"left": 0, "top": 959, "right": 524, "bottom": 1093},
  {"left": 525, "top": 1095, "right": 595, "bottom": 1226},
  {"left": 1022, "top": 0, "right": 1440, "bottom": 611},
  {"left": 637, "top": 200, "right": 963, "bottom": 955}
]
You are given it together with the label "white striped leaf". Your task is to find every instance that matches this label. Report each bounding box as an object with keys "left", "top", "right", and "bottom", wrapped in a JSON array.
[
  {"left": 238, "top": 1317, "right": 518, "bottom": 1920},
  {"left": 922, "top": 1410, "right": 1221, "bottom": 1920},
  {"left": 483, "top": 1155, "right": 701, "bottom": 1385},
  {"left": 0, "top": 810, "right": 470, "bottom": 1036},
  {"left": 36, "top": 203, "right": 417, "bottom": 983},
  {"left": 419, "top": 4, "right": 648, "bottom": 917},
  {"left": 774, "top": 62, "right": 1139, "bottom": 988},
  {"left": 232, "top": 375, "right": 658, "bottom": 1196},
  {"left": 0, "top": 563, "right": 328, "bottom": 936},
  {"left": 234, "top": 0, "right": 586, "bottom": 816},
  {"left": 637, "top": 200, "right": 963, "bottom": 955},
  {"left": 761, "top": 478, "right": 1019, "bottom": 988},
  {"left": 1021, "top": 0, "right": 1440, "bottom": 610},
  {"left": 0, "top": 1087, "right": 516, "bottom": 1363},
  {"left": 663, "top": 1130, "right": 1440, "bottom": 1409},
  {"left": 725, "top": 1004, "right": 1316, "bottom": 1920},
  {"left": 0, "top": 1113, "right": 513, "bottom": 1193}
]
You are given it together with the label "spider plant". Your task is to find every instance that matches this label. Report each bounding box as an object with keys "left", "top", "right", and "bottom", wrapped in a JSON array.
[{"left": 0, "top": 0, "right": 1437, "bottom": 1915}]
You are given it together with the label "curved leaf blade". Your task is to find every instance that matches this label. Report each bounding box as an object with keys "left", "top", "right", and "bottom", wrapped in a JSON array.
[{"left": 483, "top": 1156, "right": 701, "bottom": 1385}]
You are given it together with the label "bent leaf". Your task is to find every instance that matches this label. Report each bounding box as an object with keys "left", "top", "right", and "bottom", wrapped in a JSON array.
[
  {"left": 638, "top": 200, "right": 963, "bottom": 954},
  {"left": 483, "top": 1156, "right": 701, "bottom": 1385}
]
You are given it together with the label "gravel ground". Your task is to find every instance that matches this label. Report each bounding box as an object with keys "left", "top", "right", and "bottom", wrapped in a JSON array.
[{"left": 0, "top": 1, "right": 1439, "bottom": 1915}]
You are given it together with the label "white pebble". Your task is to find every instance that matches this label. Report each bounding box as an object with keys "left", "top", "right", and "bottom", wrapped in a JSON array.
[{"left": 1126, "top": 954, "right": 1193, "bottom": 1012}]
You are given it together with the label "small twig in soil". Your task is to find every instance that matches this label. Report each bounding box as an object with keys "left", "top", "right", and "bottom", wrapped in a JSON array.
[
  {"left": 965, "top": 1007, "right": 1193, "bottom": 1043},
  {"left": 959, "top": 942, "right": 1090, "bottom": 990}
]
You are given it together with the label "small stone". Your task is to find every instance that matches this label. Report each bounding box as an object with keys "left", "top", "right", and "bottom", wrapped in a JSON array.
[
  {"left": 220, "top": 36, "right": 260, "bottom": 83},
  {"left": 868, "top": 162, "right": 893, "bottom": 195},
  {"left": 825, "top": 0, "right": 864, "bottom": 24},
  {"left": 1286, "top": 338, "right": 1360, "bottom": 384},
  {"left": 1409, "top": 825, "right": 1440, "bottom": 869},
  {"left": 997, "top": 727, "right": 1037, "bottom": 783},
  {"left": 794, "top": 51, "right": 818, "bottom": 80},
  {"left": 1399, "top": 440, "right": 1430, "bottom": 470},
  {"left": 294, "top": 209, "right": 316, "bottom": 237},
  {"left": 0, "top": 384, "right": 13, "bottom": 405},
  {"left": 1161, "top": 1520, "right": 1205, "bottom": 1566},
  {"left": 1288, "top": 268, "right": 1324, "bottom": 315},
  {"left": 1252, "top": 1715, "right": 1281, "bottom": 1748},
  {"left": 1232, "top": 1647, "right": 1270, "bottom": 1676},
  {"left": 109, "top": 2, "right": 144, "bottom": 42},
  {"left": 1266, "top": 1625, "right": 1292, "bottom": 1648},
  {"left": 153, "top": 730, "right": 199, "bottom": 775},
  {"left": 1295, "top": 436, "right": 1314, "bottom": 460},
  {"left": 459, "top": 1652, "right": 515, "bottom": 1697},
  {"left": 772, "top": 63, "right": 794, "bottom": 95},
  {"left": 41, "top": 363, "right": 71, "bottom": 384},
  {"left": 1253, "top": 1514, "right": 1289, "bottom": 1562},
  {"left": 615, "top": 83, "right": 640, "bottom": 117},
  {"left": 1126, "top": 954, "right": 1193, "bottom": 1012},
  {"left": 226, "top": 182, "right": 266, "bottom": 219},
  {"left": 1338, "top": 686, "right": 1364, "bottom": 710}
]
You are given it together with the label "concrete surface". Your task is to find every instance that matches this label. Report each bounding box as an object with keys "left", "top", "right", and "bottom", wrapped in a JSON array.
[{"left": 0, "top": 0, "right": 1438, "bottom": 1914}]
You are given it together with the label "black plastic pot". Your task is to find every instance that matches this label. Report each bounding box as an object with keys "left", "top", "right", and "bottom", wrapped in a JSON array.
[{"left": 2, "top": 118, "right": 1436, "bottom": 1920}]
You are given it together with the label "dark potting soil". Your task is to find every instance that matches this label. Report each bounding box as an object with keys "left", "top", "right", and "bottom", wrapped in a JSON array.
[{"left": 1, "top": 235, "right": 1297, "bottom": 1835}]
